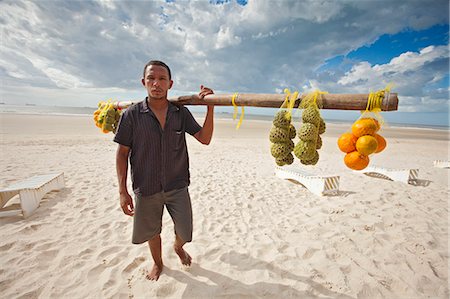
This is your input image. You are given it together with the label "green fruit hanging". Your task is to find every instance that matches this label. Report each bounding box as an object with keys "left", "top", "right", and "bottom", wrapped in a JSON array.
[
  {"left": 269, "top": 110, "right": 296, "bottom": 166},
  {"left": 294, "top": 101, "right": 326, "bottom": 165}
]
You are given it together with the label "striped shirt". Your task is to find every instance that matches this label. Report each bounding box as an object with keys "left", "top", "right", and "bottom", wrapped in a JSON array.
[{"left": 114, "top": 99, "right": 201, "bottom": 196}]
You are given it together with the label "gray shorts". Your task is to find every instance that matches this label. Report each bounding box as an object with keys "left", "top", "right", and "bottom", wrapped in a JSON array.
[{"left": 132, "top": 187, "right": 193, "bottom": 244}]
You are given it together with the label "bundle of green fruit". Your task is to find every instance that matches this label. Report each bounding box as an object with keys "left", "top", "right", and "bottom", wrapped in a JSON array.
[
  {"left": 269, "top": 110, "right": 296, "bottom": 166},
  {"left": 293, "top": 94, "right": 326, "bottom": 165}
]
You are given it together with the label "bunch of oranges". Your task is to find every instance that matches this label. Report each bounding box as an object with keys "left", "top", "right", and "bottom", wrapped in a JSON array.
[{"left": 337, "top": 118, "right": 386, "bottom": 170}]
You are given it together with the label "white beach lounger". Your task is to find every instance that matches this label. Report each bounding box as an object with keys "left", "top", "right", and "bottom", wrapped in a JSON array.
[
  {"left": 0, "top": 172, "right": 65, "bottom": 218},
  {"left": 433, "top": 160, "right": 450, "bottom": 169},
  {"left": 357, "top": 166, "right": 418, "bottom": 184},
  {"left": 275, "top": 166, "right": 340, "bottom": 196}
]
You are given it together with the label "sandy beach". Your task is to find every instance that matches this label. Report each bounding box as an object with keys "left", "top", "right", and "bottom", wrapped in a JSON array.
[{"left": 0, "top": 113, "right": 448, "bottom": 298}]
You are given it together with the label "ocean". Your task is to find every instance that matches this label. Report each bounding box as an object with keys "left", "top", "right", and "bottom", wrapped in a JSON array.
[
  {"left": 0, "top": 104, "right": 97, "bottom": 117},
  {"left": 0, "top": 104, "right": 448, "bottom": 131}
]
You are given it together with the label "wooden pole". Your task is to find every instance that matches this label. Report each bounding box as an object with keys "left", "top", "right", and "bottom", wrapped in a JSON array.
[{"left": 115, "top": 92, "right": 398, "bottom": 111}]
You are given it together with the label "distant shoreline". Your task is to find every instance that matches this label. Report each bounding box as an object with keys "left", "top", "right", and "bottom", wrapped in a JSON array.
[
  {"left": 196, "top": 111, "right": 450, "bottom": 131},
  {"left": 1, "top": 110, "right": 448, "bottom": 133},
  {"left": 0, "top": 104, "right": 448, "bottom": 131}
]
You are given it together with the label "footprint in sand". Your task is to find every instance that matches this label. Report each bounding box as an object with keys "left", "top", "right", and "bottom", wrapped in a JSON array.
[
  {"left": 340, "top": 264, "right": 352, "bottom": 274},
  {"left": 16, "top": 286, "right": 44, "bottom": 299},
  {"left": 19, "top": 224, "right": 42, "bottom": 234},
  {"left": 79, "top": 248, "right": 94, "bottom": 259},
  {"left": 155, "top": 283, "right": 177, "bottom": 297},
  {"left": 71, "top": 196, "right": 84, "bottom": 207},
  {"left": 0, "top": 242, "right": 15, "bottom": 251},
  {"left": 64, "top": 217, "right": 75, "bottom": 224},
  {"left": 34, "top": 241, "right": 58, "bottom": 251},
  {"left": 80, "top": 207, "right": 92, "bottom": 214},
  {"left": 98, "top": 246, "right": 121, "bottom": 258},
  {"left": 302, "top": 247, "right": 319, "bottom": 259},
  {"left": 103, "top": 204, "right": 116, "bottom": 213},
  {"left": 204, "top": 246, "right": 221, "bottom": 258},
  {"left": 36, "top": 249, "right": 59, "bottom": 261},
  {"left": 200, "top": 189, "right": 212, "bottom": 195},
  {"left": 87, "top": 264, "right": 106, "bottom": 280},
  {"left": 99, "top": 223, "right": 110, "bottom": 230},
  {"left": 415, "top": 243, "right": 426, "bottom": 254},
  {"left": 102, "top": 276, "right": 118, "bottom": 293},
  {"left": 277, "top": 244, "right": 289, "bottom": 253},
  {"left": 122, "top": 257, "right": 146, "bottom": 274},
  {"left": 104, "top": 256, "right": 122, "bottom": 267}
]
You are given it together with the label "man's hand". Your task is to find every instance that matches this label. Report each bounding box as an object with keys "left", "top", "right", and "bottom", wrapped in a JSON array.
[
  {"left": 120, "top": 192, "right": 134, "bottom": 216},
  {"left": 194, "top": 85, "right": 215, "bottom": 145},
  {"left": 199, "top": 85, "right": 214, "bottom": 99}
]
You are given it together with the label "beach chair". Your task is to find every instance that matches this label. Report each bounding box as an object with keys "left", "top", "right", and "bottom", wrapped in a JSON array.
[
  {"left": 357, "top": 166, "right": 418, "bottom": 184},
  {"left": 433, "top": 160, "right": 450, "bottom": 169},
  {"left": 0, "top": 172, "right": 65, "bottom": 218},
  {"left": 275, "top": 166, "right": 340, "bottom": 196}
]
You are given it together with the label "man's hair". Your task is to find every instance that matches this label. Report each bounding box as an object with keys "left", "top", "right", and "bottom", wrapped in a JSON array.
[{"left": 143, "top": 60, "right": 172, "bottom": 80}]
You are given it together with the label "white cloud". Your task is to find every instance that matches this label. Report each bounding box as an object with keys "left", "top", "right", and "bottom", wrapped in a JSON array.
[
  {"left": 326, "top": 45, "right": 449, "bottom": 112},
  {"left": 215, "top": 26, "right": 241, "bottom": 49},
  {"left": 0, "top": 0, "right": 448, "bottom": 116},
  {"left": 96, "top": 0, "right": 116, "bottom": 10},
  {"left": 338, "top": 45, "right": 448, "bottom": 86}
]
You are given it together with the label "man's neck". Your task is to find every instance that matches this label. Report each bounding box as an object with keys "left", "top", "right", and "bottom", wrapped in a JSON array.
[{"left": 147, "top": 96, "right": 169, "bottom": 110}]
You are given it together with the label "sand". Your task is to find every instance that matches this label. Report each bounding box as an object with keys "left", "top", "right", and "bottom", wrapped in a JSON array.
[{"left": 0, "top": 113, "right": 448, "bottom": 298}]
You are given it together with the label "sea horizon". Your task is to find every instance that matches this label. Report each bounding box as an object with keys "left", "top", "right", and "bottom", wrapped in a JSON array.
[{"left": 0, "top": 103, "right": 448, "bottom": 131}]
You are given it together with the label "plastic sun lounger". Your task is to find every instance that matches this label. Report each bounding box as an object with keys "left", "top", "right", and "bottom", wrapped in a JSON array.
[
  {"left": 0, "top": 173, "right": 65, "bottom": 218},
  {"left": 356, "top": 166, "right": 419, "bottom": 184},
  {"left": 275, "top": 166, "right": 340, "bottom": 196},
  {"left": 433, "top": 160, "right": 450, "bottom": 169}
]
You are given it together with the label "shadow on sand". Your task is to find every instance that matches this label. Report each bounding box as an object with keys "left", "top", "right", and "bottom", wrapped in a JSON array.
[{"left": 164, "top": 250, "right": 355, "bottom": 298}]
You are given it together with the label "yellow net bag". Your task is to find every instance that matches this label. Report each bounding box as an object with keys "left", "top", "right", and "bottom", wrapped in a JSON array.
[
  {"left": 337, "top": 84, "right": 393, "bottom": 170},
  {"left": 93, "top": 100, "right": 122, "bottom": 134},
  {"left": 293, "top": 90, "right": 327, "bottom": 166},
  {"left": 269, "top": 89, "right": 298, "bottom": 166}
]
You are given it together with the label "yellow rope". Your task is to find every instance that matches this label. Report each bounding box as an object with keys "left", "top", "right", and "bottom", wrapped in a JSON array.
[
  {"left": 298, "top": 89, "right": 328, "bottom": 112},
  {"left": 282, "top": 88, "right": 298, "bottom": 119},
  {"left": 231, "top": 92, "right": 245, "bottom": 129},
  {"left": 312, "top": 90, "right": 328, "bottom": 106},
  {"left": 282, "top": 88, "right": 290, "bottom": 109},
  {"left": 365, "top": 83, "right": 393, "bottom": 112},
  {"left": 362, "top": 83, "right": 394, "bottom": 128}
]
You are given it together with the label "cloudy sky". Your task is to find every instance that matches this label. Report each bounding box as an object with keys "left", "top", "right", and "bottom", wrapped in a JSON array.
[{"left": 1, "top": 0, "right": 448, "bottom": 124}]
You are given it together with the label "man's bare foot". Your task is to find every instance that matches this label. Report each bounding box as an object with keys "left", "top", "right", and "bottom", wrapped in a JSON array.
[
  {"left": 174, "top": 246, "right": 192, "bottom": 266},
  {"left": 146, "top": 263, "right": 163, "bottom": 281}
]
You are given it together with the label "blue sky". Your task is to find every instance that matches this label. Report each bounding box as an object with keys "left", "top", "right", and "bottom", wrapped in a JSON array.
[{"left": 0, "top": 0, "right": 449, "bottom": 126}]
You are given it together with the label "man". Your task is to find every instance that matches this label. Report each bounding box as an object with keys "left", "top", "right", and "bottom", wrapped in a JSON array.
[{"left": 114, "top": 60, "right": 214, "bottom": 281}]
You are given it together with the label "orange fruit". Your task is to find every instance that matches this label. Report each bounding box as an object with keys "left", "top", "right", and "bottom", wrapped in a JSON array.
[
  {"left": 373, "top": 119, "right": 381, "bottom": 131},
  {"left": 344, "top": 151, "right": 370, "bottom": 170},
  {"left": 337, "top": 133, "right": 358, "bottom": 153},
  {"left": 351, "top": 118, "right": 379, "bottom": 137},
  {"left": 356, "top": 135, "right": 378, "bottom": 155},
  {"left": 374, "top": 133, "right": 386, "bottom": 153}
]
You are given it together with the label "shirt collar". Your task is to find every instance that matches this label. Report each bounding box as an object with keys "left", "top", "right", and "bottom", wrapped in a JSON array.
[{"left": 140, "top": 97, "right": 180, "bottom": 113}]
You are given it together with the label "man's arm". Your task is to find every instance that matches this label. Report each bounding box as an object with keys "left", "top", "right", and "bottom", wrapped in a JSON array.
[
  {"left": 194, "top": 106, "right": 214, "bottom": 145},
  {"left": 194, "top": 85, "right": 214, "bottom": 145},
  {"left": 116, "top": 144, "right": 134, "bottom": 216}
]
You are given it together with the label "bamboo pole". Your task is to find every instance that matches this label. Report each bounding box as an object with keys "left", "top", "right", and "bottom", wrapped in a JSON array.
[{"left": 115, "top": 92, "right": 398, "bottom": 111}]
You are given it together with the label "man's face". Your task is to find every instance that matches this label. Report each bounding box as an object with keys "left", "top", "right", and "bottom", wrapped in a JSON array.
[{"left": 142, "top": 65, "right": 173, "bottom": 100}]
